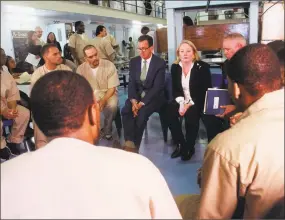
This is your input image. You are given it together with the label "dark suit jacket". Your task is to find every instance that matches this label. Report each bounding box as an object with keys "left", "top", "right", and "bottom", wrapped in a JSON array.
[
  {"left": 171, "top": 60, "right": 212, "bottom": 111},
  {"left": 26, "top": 44, "right": 44, "bottom": 67},
  {"left": 128, "top": 55, "right": 166, "bottom": 107},
  {"left": 221, "top": 59, "right": 229, "bottom": 89}
]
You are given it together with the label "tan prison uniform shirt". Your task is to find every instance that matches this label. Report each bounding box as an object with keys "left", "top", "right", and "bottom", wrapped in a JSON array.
[
  {"left": 197, "top": 89, "right": 284, "bottom": 219},
  {"left": 91, "top": 37, "right": 115, "bottom": 62},
  {"left": 77, "top": 59, "right": 119, "bottom": 100},
  {"left": 1, "top": 70, "right": 20, "bottom": 112},
  {"left": 68, "top": 33, "right": 90, "bottom": 64},
  {"left": 31, "top": 64, "right": 71, "bottom": 90},
  {"left": 1, "top": 137, "right": 182, "bottom": 219},
  {"left": 104, "top": 34, "right": 117, "bottom": 47},
  {"left": 36, "top": 38, "right": 46, "bottom": 46}
]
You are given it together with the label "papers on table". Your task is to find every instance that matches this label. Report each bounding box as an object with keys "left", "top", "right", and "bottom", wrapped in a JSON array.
[
  {"left": 25, "top": 53, "right": 40, "bottom": 67},
  {"left": 15, "top": 72, "right": 31, "bottom": 84}
]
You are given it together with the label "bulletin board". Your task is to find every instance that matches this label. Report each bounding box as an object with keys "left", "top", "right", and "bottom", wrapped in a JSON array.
[
  {"left": 156, "top": 28, "right": 168, "bottom": 53},
  {"left": 183, "top": 23, "right": 249, "bottom": 51}
]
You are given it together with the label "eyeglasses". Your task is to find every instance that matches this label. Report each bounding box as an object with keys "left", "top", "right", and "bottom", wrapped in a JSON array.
[{"left": 137, "top": 47, "right": 151, "bottom": 52}]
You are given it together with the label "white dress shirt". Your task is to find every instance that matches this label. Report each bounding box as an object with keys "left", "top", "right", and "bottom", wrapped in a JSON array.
[
  {"left": 1, "top": 137, "right": 182, "bottom": 219},
  {"left": 141, "top": 54, "right": 152, "bottom": 78},
  {"left": 175, "top": 62, "right": 194, "bottom": 104}
]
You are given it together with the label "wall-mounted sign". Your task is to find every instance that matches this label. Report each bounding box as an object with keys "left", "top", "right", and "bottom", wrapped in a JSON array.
[{"left": 11, "top": 30, "right": 29, "bottom": 62}]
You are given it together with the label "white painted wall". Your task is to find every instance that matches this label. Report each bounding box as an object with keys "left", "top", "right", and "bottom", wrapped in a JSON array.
[
  {"left": 0, "top": 12, "right": 50, "bottom": 58},
  {"left": 1, "top": 9, "right": 160, "bottom": 59},
  {"left": 262, "top": 2, "right": 284, "bottom": 42}
]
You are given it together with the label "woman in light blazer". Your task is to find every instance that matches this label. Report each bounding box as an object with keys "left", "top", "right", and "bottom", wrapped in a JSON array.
[{"left": 167, "top": 40, "right": 212, "bottom": 161}]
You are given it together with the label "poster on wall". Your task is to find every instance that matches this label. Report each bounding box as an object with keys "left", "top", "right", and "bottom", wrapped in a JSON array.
[{"left": 11, "top": 30, "right": 29, "bottom": 63}]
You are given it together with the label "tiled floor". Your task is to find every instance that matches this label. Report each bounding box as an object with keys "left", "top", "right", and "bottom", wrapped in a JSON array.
[{"left": 99, "top": 87, "right": 208, "bottom": 196}]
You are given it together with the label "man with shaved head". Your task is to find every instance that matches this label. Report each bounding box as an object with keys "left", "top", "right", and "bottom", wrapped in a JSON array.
[
  {"left": 1, "top": 70, "right": 181, "bottom": 219},
  {"left": 35, "top": 26, "right": 45, "bottom": 46}
]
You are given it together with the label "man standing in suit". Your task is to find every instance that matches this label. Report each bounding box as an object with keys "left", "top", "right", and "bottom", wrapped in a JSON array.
[{"left": 122, "top": 35, "right": 166, "bottom": 153}]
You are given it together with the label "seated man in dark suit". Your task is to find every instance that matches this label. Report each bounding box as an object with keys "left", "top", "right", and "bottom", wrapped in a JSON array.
[{"left": 122, "top": 35, "right": 166, "bottom": 153}]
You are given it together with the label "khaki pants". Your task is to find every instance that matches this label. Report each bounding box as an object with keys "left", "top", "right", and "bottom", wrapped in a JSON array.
[
  {"left": 175, "top": 194, "right": 200, "bottom": 219},
  {"left": 98, "top": 94, "right": 118, "bottom": 136},
  {"left": 102, "top": 0, "right": 109, "bottom": 7},
  {"left": 1, "top": 105, "right": 30, "bottom": 149}
]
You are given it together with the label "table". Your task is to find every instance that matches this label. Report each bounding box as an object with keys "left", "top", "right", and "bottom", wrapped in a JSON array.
[
  {"left": 202, "top": 57, "right": 226, "bottom": 68},
  {"left": 17, "top": 83, "right": 30, "bottom": 96}
]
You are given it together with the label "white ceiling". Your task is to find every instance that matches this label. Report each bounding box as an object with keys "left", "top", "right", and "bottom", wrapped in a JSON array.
[{"left": 1, "top": 2, "right": 156, "bottom": 26}]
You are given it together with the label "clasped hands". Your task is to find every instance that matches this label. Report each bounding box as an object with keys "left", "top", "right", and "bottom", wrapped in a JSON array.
[
  {"left": 98, "top": 99, "right": 106, "bottom": 112},
  {"left": 131, "top": 99, "right": 144, "bottom": 117},
  {"left": 2, "top": 108, "right": 18, "bottom": 120},
  {"left": 179, "top": 103, "right": 192, "bottom": 117}
]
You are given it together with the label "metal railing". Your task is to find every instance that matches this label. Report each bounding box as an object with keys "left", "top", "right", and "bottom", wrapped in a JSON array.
[{"left": 73, "top": 0, "right": 166, "bottom": 19}]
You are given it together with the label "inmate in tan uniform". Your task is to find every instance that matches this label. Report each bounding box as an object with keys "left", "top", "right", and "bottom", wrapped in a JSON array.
[
  {"left": 1, "top": 70, "right": 29, "bottom": 148},
  {"left": 68, "top": 33, "right": 90, "bottom": 65},
  {"left": 177, "top": 89, "right": 284, "bottom": 219},
  {"left": 77, "top": 59, "right": 119, "bottom": 136},
  {"left": 31, "top": 64, "right": 72, "bottom": 148},
  {"left": 1, "top": 137, "right": 182, "bottom": 219},
  {"left": 91, "top": 37, "right": 115, "bottom": 62}
]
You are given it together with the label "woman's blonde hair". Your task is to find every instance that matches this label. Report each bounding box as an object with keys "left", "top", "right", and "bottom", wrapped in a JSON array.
[{"left": 174, "top": 40, "right": 200, "bottom": 64}]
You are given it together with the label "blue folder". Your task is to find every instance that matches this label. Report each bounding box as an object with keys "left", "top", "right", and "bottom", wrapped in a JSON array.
[{"left": 203, "top": 88, "right": 231, "bottom": 115}]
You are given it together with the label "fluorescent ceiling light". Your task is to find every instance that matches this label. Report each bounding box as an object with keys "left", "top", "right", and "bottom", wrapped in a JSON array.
[{"left": 132, "top": 20, "right": 142, "bottom": 25}]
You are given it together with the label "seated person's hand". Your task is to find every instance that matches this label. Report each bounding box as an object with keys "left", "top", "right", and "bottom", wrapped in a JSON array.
[
  {"left": 137, "top": 101, "right": 144, "bottom": 109},
  {"left": 132, "top": 102, "right": 144, "bottom": 117},
  {"left": 229, "top": 112, "right": 243, "bottom": 127},
  {"left": 2, "top": 108, "right": 18, "bottom": 119},
  {"left": 98, "top": 100, "right": 106, "bottom": 112},
  {"left": 216, "top": 104, "right": 236, "bottom": 118},
  {"left": 132, "top": 106, "right": 138, "bottom": 117},
  {"left": 197, "top": 167, "right": 202, "bottom": 188},
  {"left": 179, "top": 103, "right": 192, "bottom": 117},
  {"left": 131, "top": 99, "right": 139, "bottom": 117},
  {"left": 12, "top": 73, "right": 22, "bottom": 79}
]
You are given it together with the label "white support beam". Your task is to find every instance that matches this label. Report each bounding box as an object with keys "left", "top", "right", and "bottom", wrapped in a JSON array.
[
  {"left": 175, "top": 10, "right": 184, "bottom": 45},
  {"left": 167, "top": 8, "right": 176, "bottom": 71},
  {"left": 249, "top": 1, "right": 259, "bottom": 43}
]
